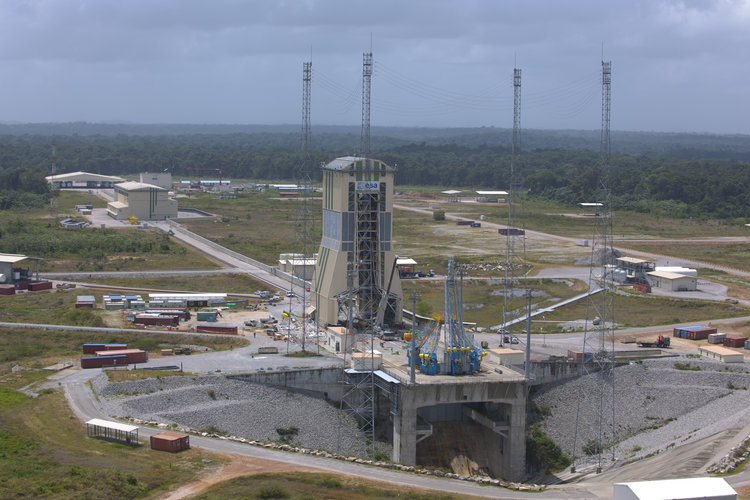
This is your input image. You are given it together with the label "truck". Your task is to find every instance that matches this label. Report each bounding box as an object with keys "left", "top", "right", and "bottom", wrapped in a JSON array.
[
  {"left": 456, "top": 220, "right": 474, "bottom": 226},
  {"left": 637, "top": 335, "right": 670, "bottom": 348},
  {"left": 499, "top": 228, "right": 525, "bottom": 236}
]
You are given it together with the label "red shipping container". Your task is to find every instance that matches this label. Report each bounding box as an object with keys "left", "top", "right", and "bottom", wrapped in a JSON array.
[
  {"left": 96, "top": 349, "right": 148, "bottom": 364},
  {"left": 134, "top": 314, "right": 179, "bottom": 327},
  {"left": 724, "top": 335, "right": 747, "bottom": 348},
  {"left": 81, "top": 355, "right": 127, "bottom": 368},
  {"left": 0, "top": 285, "right": 15, "bottom": 295},
  {"left": 150, "top": 432, "right": 190, "bottom": 452},
  {"left": 196, "top": 325, "right": 238, "bottom": 335},
  {"left": 28, "top": 281, "right": 52, "bottom": 291}
]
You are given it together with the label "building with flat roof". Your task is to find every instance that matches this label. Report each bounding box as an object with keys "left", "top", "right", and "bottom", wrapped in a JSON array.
[
  {"left": 46, "top": 171, "right": 124, "bottom": 189},
  {"left": 107, "top": 181, "right": 177, "bottom": 220},
  {"left": 139, "top": 172, "right": 173, "bottom": 190},
  {"left": 647, "top": 270, "right": 698, "bottom": 291}
]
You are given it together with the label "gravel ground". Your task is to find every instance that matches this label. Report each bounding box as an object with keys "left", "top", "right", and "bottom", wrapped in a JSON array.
[
  {"left": 93, "top": 373, "right": 390, "bottom": 459},
  {"left": 531, "top": 357, "right": 750, "bottom": 467}
]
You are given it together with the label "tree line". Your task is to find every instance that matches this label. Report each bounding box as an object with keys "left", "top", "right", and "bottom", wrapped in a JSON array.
[{"left": 1, "top": 131, "right": 749, "bottom": 219}]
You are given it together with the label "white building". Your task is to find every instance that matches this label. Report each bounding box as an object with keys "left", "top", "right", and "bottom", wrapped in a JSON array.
[
  {"left": 107, "top": 181, "right": 178, "bottom": 220},
  {"left": 613, "top": 477, "right": 736, "bottom": 500},
  {"left": 46, "top": 171, "right": 124, "bottom": 189},
  {"left": 647, "top": 270, "right": 698, "bottom": 292},
  {"left": 139, "top": 172, "right": 173, "bottom": 190}
]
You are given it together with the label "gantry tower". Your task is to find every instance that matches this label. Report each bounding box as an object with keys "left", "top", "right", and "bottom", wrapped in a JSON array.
[{"left": 572, "top": 60, "right": 616, "bottom": 473}]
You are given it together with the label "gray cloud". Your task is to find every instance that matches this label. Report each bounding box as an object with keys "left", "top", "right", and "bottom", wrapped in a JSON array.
[{"left": 0, "top": 0, "right": 747, "bottom": 132}]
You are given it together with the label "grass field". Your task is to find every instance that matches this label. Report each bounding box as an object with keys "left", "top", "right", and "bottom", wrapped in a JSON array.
[
  {"left": 1, "top": 191, "right": 220, "bottom": 272},
  {"left": 193, "top": 471, "right": 478, "bottom": 500},
  {"left": 617, "top": 241, "right": 750, "bottom": 272},
  {"left": 0, "top": 386, "right": 221, "bottom": 499},
  {"left": 0, "top": 327, "right": 247, "bottom": 376},
  {"left": 542, "top": 292, "right": 750, "bottom": 331},
  {"left": 402, "top": 278, "right": 588, "bottom": 327},
  {"left": 394, "top": 194, "right": 749, "bottom": 239},
  {"left": 179, "top": 191, "right": 319, "bottom": 266}
]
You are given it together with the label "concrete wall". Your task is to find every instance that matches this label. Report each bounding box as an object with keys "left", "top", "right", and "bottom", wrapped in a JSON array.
[
  {"left": 527, "top": 360, "right": 594, "bottom": 386},
  {"left": 393, "top": 379, "right": 527, "bottom": 481},
  {"left": 228, "top": 367, "right": 343, "bottom": 401}
]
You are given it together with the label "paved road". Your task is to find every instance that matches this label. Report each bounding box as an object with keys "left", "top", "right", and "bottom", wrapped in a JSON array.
[{"left": 149, "top": 219, "right": 295, "bottom": 291}]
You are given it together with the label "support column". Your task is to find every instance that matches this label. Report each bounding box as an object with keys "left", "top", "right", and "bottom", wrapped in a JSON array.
[
  {"left": 394, "top": 405, "right": 417, "bottom": 464},
  {"left": 504, "top": 382, "right": 527, "bottom": 482}
]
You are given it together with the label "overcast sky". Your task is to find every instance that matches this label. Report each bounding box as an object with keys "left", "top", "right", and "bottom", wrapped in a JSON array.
[{"left": 0, "top": 0, "right": 748, "bottom": 134}]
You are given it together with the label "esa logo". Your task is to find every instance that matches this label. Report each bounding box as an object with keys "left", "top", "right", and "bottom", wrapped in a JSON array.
[{"left": 356, "top": 181, "right": 380, "bottom": 191}]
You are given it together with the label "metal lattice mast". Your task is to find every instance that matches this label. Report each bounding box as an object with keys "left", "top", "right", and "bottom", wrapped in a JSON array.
[
  {"left": 360, "top": 52, "right": 373, "bottom": 157},
  {"left": 502, "top": 68, "right": 527, "bottom": 338},
  {"left": 572, "top": 60, "right": 616, "bottom": 473},
  {"left": 339, "top": 53, "right": 378, "bottom": 460},
  {"left": 294, "top": 59, "right": 316, "bottom": 351}
]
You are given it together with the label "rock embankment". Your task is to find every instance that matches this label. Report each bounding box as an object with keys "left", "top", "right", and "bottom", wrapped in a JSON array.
[{"left": 531, "top": 357, "right": 750, "bottom": 465}]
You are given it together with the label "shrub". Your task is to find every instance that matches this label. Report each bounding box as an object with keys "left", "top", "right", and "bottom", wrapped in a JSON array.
[
  {"left": 276, "top": 426, "right": 299, "bottom": 444},
  {"left": 433, "top": 210, "right": 445, "bottom": 221},
  {"left": 526, "top": 424, "right": 571, "bottom": 473},
  {"left": 255, "top": 484, "right": 289, "bottom": 499},
  {"left": 674, "top": 362, "right": 701, "bottom": 371},
  {"left": 583, "top": 439, "right": 603, "bottom": 456}
]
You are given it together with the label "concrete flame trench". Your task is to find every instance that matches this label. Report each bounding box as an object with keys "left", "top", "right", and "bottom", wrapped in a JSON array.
[{"left": 229, "top": 363, "right": 528, "bottom": 482}]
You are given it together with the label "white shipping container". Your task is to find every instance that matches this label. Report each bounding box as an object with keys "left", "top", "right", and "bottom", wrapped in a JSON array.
[{"left": 708, "top": 333, "right": 727, "bottom": 344}]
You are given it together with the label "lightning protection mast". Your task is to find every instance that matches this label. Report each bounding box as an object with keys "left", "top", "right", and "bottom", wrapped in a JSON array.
[
  {"left": 293, "top": 59, "right": 316, "bottom": 352},
  {"left": 572, "top": 59, "right": 616, "bottom": 474},
  {"left": 339, "top": 50, "right": 377, "bottom": 461},
  {"left": 502, "top": 68, "right": 527, "bottom": 340},
  {"left": 360, "top": 52, "right": 373, "bottom": 158}
]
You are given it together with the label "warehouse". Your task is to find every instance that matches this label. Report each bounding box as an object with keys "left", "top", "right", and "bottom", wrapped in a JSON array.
[
  {"left": 46, "top": 171, "right": 124, "bottom": 189},
  {"left": 647, "top": 270, "right": 698, "bottom": 291},
  {"left": 107, "top": 181, "right": 178, "bottom": 220}
]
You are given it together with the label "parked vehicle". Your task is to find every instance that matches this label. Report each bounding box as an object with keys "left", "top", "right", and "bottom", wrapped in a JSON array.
[{"left": 637, "top": 335, "right": 670, "bottom": 348}]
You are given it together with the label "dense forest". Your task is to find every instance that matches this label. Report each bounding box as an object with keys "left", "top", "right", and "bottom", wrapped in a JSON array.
[{"left": 1, "top": 124, "right": 749, "bottom": 220}]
